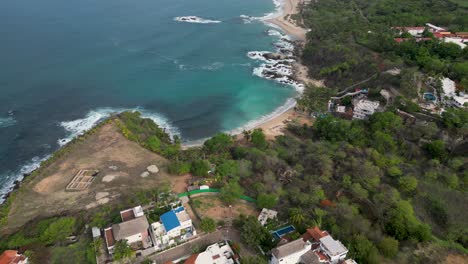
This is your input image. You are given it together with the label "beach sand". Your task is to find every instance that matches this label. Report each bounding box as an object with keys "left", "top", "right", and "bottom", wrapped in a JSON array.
[
  {"left": 267, "top": 0, "right": 308, "bottom": 41},
  {"left": 242, "top": 108, "right": 312, "bottom": 140},
  {"left": 247, "top": 0, "right": 316, "bottom": 139}
]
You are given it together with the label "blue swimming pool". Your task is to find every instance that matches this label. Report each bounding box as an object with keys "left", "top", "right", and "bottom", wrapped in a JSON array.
[{"left": 272, "top": 225, "right": 295, "bottom": 239}]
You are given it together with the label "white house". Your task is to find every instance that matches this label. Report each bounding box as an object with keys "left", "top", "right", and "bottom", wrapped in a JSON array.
[
  {"left": 258, "top": 208, "right": 278, "bottom": 226},
  {"left": 353, "top": 99, "right": 380, "bottom": 119},
  {"left": 319, "top": 235, "right": 349, "bottom": 264},
  {"left": 184, "top": 241, "right": 236, "bottom": 264},
  {"left": 269, "top": 238, "right": 312, "bottom": 264},
  {"left": 150, "top": 206, "right": 196, "bottom": 250},
  {"left": 441, "top": 78, "right": 467, "bottom": 108},
  {"left": 392, "top": 26, "right": 425, "bottom": 37}
]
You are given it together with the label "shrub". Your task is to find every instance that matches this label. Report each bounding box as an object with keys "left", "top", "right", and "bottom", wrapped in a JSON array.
[
  {"left": 40, "top": 217, "right": 76, "bottom": 245},
  {"left": 200, "top": 217, "right": 216, "bottom": 233},
  {"left": 378, "top": 237, "right": 399, "bottom": 258}
]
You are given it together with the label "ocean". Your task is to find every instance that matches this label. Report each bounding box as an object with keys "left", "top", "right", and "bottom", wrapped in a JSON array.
[{"left": 0, "top": 0, "right": 300, "bottom": 202}]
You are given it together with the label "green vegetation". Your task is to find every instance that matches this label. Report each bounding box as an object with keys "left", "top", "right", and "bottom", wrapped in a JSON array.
[
  {"left": 200, "top": 217, "right": 216, "bottom": 233},
  {"left": 113, "top": 240, "right": 133, "bottom": 261},
  {"left": 117, "top": 111, "right": 180, "bottom": 158},
  {"left": 301, "top": 0, "right": 468, "bottom": 93}
]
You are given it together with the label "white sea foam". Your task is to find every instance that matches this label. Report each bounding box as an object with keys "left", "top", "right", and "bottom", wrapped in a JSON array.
[
  {"left": 174, "top": 16, "right": 221, "bottom": 24},
  {"left": 201, "top": 62, "right": 224, "bottom": 71},
  {"left": 240, "top": 0, "right": 284, "bottom": 23},
  {"left": 0, "top": 116, "right": 16, "bottom": 128},
  {"left": 228, "top": 97, "right": 297, "bottom": 136},
  {"left": 58, "top": 107, "right": 180, "bottom": 146},
  {"left": 0, "top": 155, "right": 50, "bottom": 204}
]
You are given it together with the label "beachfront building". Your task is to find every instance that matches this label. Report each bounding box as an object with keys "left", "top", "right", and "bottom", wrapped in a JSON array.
[
  {"left": 441, "top": 78, "right": 468, "bottom": 108},
  {"left": 150, "top": 206, "right": 196, "bottom": 250},
  {"left": 352, "top": 99, "right": 380, "bottom": 119},
  {"left": 183, "top": 241, "right": 237, "bottom": 264},
  {"left": 0, "top": 250, "right": 28, "bottom": 264},
  {"left": 104, "top": 206, "right": 152, "bottom": 254},
  {"left": 269, "top": 238, "right": 312, "bottom": 264},
  {"left": 258, "top": 208, "right": 278, "bottom": 226}
]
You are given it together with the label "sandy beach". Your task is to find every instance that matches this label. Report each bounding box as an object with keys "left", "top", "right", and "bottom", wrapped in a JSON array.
[
  {"left": 267, "top": 0, "right": 308, "bottom": 41},
  {"left": 248, "top": 0, "right": 315, "bottom": 139}
]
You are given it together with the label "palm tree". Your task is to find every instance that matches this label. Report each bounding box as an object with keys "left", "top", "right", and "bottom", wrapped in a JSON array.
[{"left": 289, "top": 207, "right": 305, "bottom": 226}]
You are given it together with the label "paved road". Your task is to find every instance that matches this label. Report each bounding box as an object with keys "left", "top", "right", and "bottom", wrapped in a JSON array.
[{"left": 137, "top": 227, "right": 255, "bottom": 263}]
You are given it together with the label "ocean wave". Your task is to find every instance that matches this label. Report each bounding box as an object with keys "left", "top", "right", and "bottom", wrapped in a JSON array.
[
  {"left": 0, "top": 116, "right": 16, "bottom": 128},
  {"left": 174, "top": 16, "right": 221, "bottom": 24},
  {"left": 58, "top": 107, "right": 180, "bottom": 146},
  {"left": 239, "top": 0, "right": 284, "bottom": 23},
  {"left": 201, "top": 62, "right": 224, "bottom": 71},
  {"left": 0, "top": 155, "right": 50, "bottom": 204},
  {"left": 228, "top": 97, "right": 297, "bottom": 136},
  {"left": 253, "top": 64, "right": 304, "bottom": 93}
]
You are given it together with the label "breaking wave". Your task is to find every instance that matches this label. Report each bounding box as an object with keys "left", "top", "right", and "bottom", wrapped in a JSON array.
[
  {"left": 58, "top": 107, "right": 180, "bottom": 146},
  {"left": 174, "top": 16, "right": 221, "bottom": 24},
  {"left": 0, "top": 116, "right": 16, "bottom": 128},
  {"left": 0, "top": 155, "right": 50, "bottom": 204}
]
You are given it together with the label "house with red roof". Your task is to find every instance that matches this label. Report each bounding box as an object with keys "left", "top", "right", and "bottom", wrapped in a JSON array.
[{"left": 0, "top": 250, "right": 28, "bottom": 264}]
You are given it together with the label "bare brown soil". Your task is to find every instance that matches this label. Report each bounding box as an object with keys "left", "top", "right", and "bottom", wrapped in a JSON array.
[
  {"left": 445, "top": 254, "right": 468, "bottom": 264},
  {"left": 2, "top": 121, "right": 186, "bottom": 233},
  {"left": 191, "top": 196, "right": 257, "bottom": 223}
]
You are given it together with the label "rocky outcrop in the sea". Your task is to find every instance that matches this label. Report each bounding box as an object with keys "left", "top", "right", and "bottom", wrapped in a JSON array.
[{"left": 247, "top": 29, "right": 304, "bottom": 92}]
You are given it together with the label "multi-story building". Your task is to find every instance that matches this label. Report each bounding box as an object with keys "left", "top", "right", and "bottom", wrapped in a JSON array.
[{"left": 150, "top": 206, "right": 196, "bottom": 250}]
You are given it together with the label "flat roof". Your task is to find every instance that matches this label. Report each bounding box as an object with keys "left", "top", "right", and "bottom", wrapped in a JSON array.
[
  {"left": 272, "top": 238, "right": 310, "bottom": 259},
  {"left": 112, "top": 216, "right": 149, "bottom": 241},
  {"left": 161, "top": 210, "right": 181, "bottom": 232},
  {"left": 320, "top": 235, "right": 348, "bottom": 256}
]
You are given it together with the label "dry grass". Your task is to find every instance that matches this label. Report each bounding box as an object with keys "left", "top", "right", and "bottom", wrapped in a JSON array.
[
  {"left": 1, "top": 121, "right": 185, "bottom": 233},
  {"left": 191, "top": 195, "right": 258, "bottom": 222}
]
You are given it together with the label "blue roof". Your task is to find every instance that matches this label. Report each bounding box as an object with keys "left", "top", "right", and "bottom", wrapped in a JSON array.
[{"left": 160, "top": 210, "right": 181, "bottom": 232}]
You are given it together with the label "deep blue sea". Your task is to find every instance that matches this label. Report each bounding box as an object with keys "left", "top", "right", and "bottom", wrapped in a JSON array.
[{"left": 0, "top": 0, "right": 298, "bottom": 201}]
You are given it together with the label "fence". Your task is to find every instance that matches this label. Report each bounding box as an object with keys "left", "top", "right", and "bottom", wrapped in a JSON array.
[{"left": 178, "top": 188, "right": 256, "bottom": 203}]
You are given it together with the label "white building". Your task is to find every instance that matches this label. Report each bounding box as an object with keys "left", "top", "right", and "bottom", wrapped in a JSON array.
[
  {"left": 184, "top": 241, "right": 236, "bottom": 264},
  {"left": 150, "top": 206, "right": 196, "bottom": 250},
  {"left": 269, "top": 238, "right": 312, "bottom": 264},
  {"left": 319, "top": 236, "right": 349, "bottom": 264},
  {"left": 353, "top": 99, "right": 380, "bottom": 119},
  {"left": 425, "top": 23, "right": 446, "bottom": 33},
  {"left": 444, "top": 37, "right": 467, "bottom": 49},
  {"left": 258, "top": 208, "right": 278, "bottom": 226},
  {"left": 392, "top": 26, "right": 425, "bottom": 37},
  {"left": 441, "top": 78, "right": 467, "bottom": 108}
]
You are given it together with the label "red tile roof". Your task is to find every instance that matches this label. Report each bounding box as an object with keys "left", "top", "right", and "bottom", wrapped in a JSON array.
[
  {"left": 183, "top": 254, "right": 199, "bottom": 264},
  {"left": 104, "top": 228, "right": 115, "bottom": 248},
  {"left": 120, "top": 209, "right": 136, "bottom": 222},
  {"left": 306, "top": 227, "right": 329, "bottom": 242},
  {"left": 0, "top": 250, "right": 25, "bottom": 264}
]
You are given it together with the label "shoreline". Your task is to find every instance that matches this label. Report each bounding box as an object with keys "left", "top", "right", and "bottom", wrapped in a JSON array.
[
  {"left": 266, "top": 0, "right": 308, "bottom": 41},
  {"left": 0, "top": 0, "right": 314, "bottom": 202},
  {"left": 231, "top": 0, "right": 315, "bottom": 141}
]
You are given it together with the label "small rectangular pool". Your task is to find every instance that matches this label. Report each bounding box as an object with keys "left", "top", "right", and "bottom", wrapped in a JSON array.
[{"left": 272, "top": 225, "right": 295, "bottom": 239}]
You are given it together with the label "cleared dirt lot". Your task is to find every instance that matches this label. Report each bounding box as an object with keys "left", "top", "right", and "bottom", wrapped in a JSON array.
[
  {"left": 191, "top": 195, "right": 258, "bottom": 223},
  {"left": 2, "top": 121, "right": 185, "bottom": 232}
]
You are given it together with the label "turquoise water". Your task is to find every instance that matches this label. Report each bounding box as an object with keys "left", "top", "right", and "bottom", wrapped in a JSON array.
[{"left": 0, "top": 0, "right": 297, "bottom": 200}]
